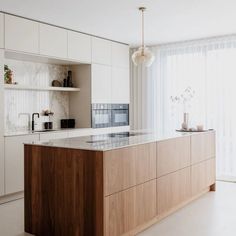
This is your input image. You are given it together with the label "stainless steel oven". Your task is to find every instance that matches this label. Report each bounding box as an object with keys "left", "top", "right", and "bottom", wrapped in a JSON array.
[
  {"left": 92, "top": 104, "right": 112, "bottom": 128},
  {"left": 111, "top": 104, "right": 129, "bottom": 127}
]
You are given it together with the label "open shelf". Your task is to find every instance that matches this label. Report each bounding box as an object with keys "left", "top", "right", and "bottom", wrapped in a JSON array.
[{"left": 4, "top": 84, "right": 80, "bottom": 92}]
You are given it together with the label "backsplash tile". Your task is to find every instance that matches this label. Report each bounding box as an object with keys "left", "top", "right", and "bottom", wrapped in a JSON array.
[{"left": 4, "top": 59, "right": 69, "bottom": 132}]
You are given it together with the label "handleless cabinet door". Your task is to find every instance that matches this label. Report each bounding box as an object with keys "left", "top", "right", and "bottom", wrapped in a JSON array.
[
  {"left": 91, "top": 64, "right": 112, "bottom": 104},
  {"left": 157, "top": 167, "right": 191, "bottom": 215},
  {"left": 5, "top": 134, "right": 39, "bottom": 194},
  {"left": 39, "top": 24, "right": 67, "bottom": 58},
  {"left": 105, "top": 180, "right": 156, "bottom": 236},
  {"left": 191, "top": 132, "right": 215, "bottom": 164},
  {"left": 0, "top": 13, "right": 4, "bottom": 49},
  {"left": 0, "top": 51, "right": 4, "bottom": 196},
  {"left": 68, "top": 31, "right": 91, "bottom": 63},
  {"left": 112, "top": 42, "right": 129, "bottom": 68},
  {"left": 104, "top": 142, "right": 156, "bottom": 196},
  {"left": 92, "top": 37, "right": 111, "bottom": 65},
  {"left": 5, "top": 14, "right": 39, "bottom": 53},
  {"left": 111, "top": 67, "right": 130, "bottom": 104},
  {"left": 157, "top": 136, "right": 191, "bottom": 177}
]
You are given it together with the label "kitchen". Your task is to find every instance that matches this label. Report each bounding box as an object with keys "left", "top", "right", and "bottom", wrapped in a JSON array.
[{"left": 1, "top": 1, "right": 236, "bottom": 236}]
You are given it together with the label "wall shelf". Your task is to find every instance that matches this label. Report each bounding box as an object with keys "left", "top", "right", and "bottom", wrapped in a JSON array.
[{"left": 4, "top": 84, "right": 80, "bottom": 92}]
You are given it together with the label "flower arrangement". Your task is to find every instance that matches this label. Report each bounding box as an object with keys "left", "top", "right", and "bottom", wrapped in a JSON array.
[{"left": 170, "top": 87, "right": 195, "bottom": 112}]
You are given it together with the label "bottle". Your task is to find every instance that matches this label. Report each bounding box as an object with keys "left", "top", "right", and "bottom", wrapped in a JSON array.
[{"left": 67, "top": 71, "right": 73, "bottom": 87}]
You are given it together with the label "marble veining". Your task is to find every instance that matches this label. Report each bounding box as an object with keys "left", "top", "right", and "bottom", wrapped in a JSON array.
[
  {"left": 26, "top": 130, "right": 214, "bottom": 151},
  {"left": 4, "top": 59, "right": 69, "bottom": 132}
]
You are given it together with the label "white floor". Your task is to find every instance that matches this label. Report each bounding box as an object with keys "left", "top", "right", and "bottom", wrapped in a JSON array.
[{"left": 0, "top": 182, "right": 236, "bottom": 236}]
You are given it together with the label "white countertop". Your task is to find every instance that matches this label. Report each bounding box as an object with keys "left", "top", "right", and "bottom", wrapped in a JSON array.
[
  {"left": 25, "top": 130, "right": 215, "bottom": 151},
  {"left": 4, "top": 128, "right": 79, "bottom": 137}
]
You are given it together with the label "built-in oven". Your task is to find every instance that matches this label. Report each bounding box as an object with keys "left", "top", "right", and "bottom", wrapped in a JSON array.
[
  {"left": 91, "top": 104, "right": 112, "bottom": 128},
  {"left": 111, "top": 104, "right": 129, "bottom": 127}
]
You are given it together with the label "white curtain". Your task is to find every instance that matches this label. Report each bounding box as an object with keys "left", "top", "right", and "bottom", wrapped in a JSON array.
[{"left": 130, "top": 35, "right": 236, "bottom": 178}]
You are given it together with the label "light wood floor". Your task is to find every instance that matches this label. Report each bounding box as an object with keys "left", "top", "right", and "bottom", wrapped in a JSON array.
[{"left": 0, "top": 181, "right": 235, "bottom": 236}]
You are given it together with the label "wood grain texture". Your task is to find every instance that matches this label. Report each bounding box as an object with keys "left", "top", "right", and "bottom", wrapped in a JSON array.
[
  {"left": 157, "top": 167, "right": 191, "bottom": 215},
  {"left": 157, "top": 136, "right": 191, "bottom": 177},
  {"left": 191, "top": 158, "right": 215, "bottom": 196},
  {"left": 104, "top": 142, "right": 156, "bottom": 196},
  {"left": 104, "top": 180, "right": 156, "bottom": 236},
  {"left": 24, "top": 145, "right": 104, "bottom": 236},
  {"left": 191, "top": 132, "right": 216, "bottom": 165}
]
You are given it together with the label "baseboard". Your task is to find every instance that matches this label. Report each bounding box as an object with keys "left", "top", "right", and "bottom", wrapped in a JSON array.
[{"left": 0, "top": 191, "right": 24, "bottom": 205}]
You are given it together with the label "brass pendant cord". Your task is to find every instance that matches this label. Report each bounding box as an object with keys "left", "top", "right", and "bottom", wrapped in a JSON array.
[{"left": 139, "top": 7, "right": 146, "bottom": 56}]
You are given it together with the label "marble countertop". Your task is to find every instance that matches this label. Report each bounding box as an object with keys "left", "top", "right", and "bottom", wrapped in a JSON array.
[
  {"left": 25, "top": 130, "right": 215, "bottom": 151},
  {"left": 4, "top": 128, "right": 86, "bottom": 137}
]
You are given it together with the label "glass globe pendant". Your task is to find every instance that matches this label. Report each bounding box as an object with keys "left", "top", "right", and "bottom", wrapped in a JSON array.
[{"left": 132, "top": 7, "right": 155, "bottom": 67}]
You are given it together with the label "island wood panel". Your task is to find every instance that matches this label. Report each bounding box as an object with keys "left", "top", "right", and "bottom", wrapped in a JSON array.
[
  {"left": 24, "top": 145, "right": 104, "bottom": 236},
  {"left": 104, "top": 142, "right": 156, "bottom": 196},
  {"left": 191, "top": 132, "right": 216, "bottom": 165},
  {"left": 157, "top": 136, "right": 191, "bottom": 177},
  {"left": 104, "top": 180, "right": 156, "bottom": 236},
  {"left": 191, "top": 158, "right": 215, "bottom": 196},
  {"left": 157, "top": 167, "right": 191, "bottom": 215}
]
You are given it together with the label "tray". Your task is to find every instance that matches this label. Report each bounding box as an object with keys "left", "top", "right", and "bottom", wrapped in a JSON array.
[{"left": 176, "top": 129, "right": 213, "bottom": 132}]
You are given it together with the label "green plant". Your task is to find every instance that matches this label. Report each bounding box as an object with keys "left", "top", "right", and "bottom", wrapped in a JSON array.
[{"left": 4, "top": 64, "right": 13, "bottom": 84}]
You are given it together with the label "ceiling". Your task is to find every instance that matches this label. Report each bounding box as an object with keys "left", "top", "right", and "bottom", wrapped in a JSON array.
[{"left": 1, "top": 0, "right": 236, "bottom": 46}]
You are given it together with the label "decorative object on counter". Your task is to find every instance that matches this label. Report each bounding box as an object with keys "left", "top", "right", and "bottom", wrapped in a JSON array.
[
  {"left": 4, "top": 65, "right": 14, "bottom": 84},
  {"left": 44, "top": 122, "right": 53, "bottom": 130},
  {"left": 197, "top": 124, "right": 204, "bottom": 131},
  {"left": 181, "top": 112, "right": 189, "bottom": 130},
  {"left": 42, "top": 109, "right": 54, "bottom": 116},
  {"left": 176, "top": 128, "right": 210, "bottom": 132},
  {"left": 63, "top": 70, "right": 74, "bottom": 87},
  {"left": 170, "top": 87, "right": 195, "bottom": 130},
  {"left": 52, "top": 80, "right": 62, "bottom": 87},
  {"left": 61, "top": 119, "right": 75, "bottom": 128}
]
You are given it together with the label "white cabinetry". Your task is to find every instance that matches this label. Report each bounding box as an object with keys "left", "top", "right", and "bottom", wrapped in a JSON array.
[
  {"left": 92, "top": 37, "right": 111, "bottom": 65},
  {"left": 68, "top": 31, "right": 91, "bottom": 63},
  {"left": 92, "top": 64, "right": 112, "bottom": 103},
  {"left": 111, "top": 42, "right": 129, "bottom": 68},
  {"left": 39, "top": 131, "right": 68, "bottom": 141},
  {"left": 0, "top": 13, "right": 4, "bottom": 49},
  {"left": 5, "top": 15, "right": 39, "bottom": 54},
  {"left": 0, "top": 50, "right": 4, "bottom": 196},
  {"left": 5, "top": 134, "right": 39, "bottom": 194},
  {"left": 111, "top": 67, "right": 130, "bottom": 103},
  {"left": 39, "top": 24, "right": 67, "bottom": 58}
]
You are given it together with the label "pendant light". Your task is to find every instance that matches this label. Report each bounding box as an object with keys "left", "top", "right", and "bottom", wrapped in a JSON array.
[{"left": 132, "top": 7, "right": 155, "bottom": 67}]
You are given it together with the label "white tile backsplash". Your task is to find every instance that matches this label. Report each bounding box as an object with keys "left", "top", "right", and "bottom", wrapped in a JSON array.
[{"left": 4, "top": 59, "right": 70, "bottom": 132}]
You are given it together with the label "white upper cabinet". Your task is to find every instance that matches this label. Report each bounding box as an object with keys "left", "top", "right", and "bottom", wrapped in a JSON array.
[
  {"left": 68, "top": 31, "right": 91, "bottom": 63},
  {"left": 39, "top": 24, "right": 67, "bottom": 58},
  {"left": 5, "top": 14, "right": 39, "bottom": 54},
  {"left": 0, "top": 13, "right": 4, "bottom": 49},
  {"left": 111, "top": 42, "right": 129, "bottom": 68},
  {"left": 92, "top": 64, "right": 112, "bottom": 103},
  {"left": 92, "top": 37, "right": 111, "bottom": 65},
  {"left": 111, "top": 67, "right": 130, "bottom": 103}
]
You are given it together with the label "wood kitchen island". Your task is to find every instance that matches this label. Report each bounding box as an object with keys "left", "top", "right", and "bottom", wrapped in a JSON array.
[{"left": 24, "top": 130, "right": 216, "bottom": 236}]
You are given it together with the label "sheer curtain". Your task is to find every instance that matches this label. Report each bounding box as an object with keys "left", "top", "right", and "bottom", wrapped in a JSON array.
[{"left": 130, "top": 35, "right": 236, "bottom": 178}]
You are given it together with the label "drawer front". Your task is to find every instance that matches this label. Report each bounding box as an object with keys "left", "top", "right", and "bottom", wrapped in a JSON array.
[
  {"left": 191, "top": 158, "right": 215, "bottom": 196},
  {"left": 157, "top": 167, "right": 191, "bottom": 215},
  {"left": 191, "top": 132, "right": 215, "bottom": 164},
  {"left": 104, "top": 142, "right": 156, "bottom": 196},
  {"left": 104, "top": 180, "right": 156, "bottom": 236},
  {"left": 157, "top": 136, "right": 190, "bottom": 177}
]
